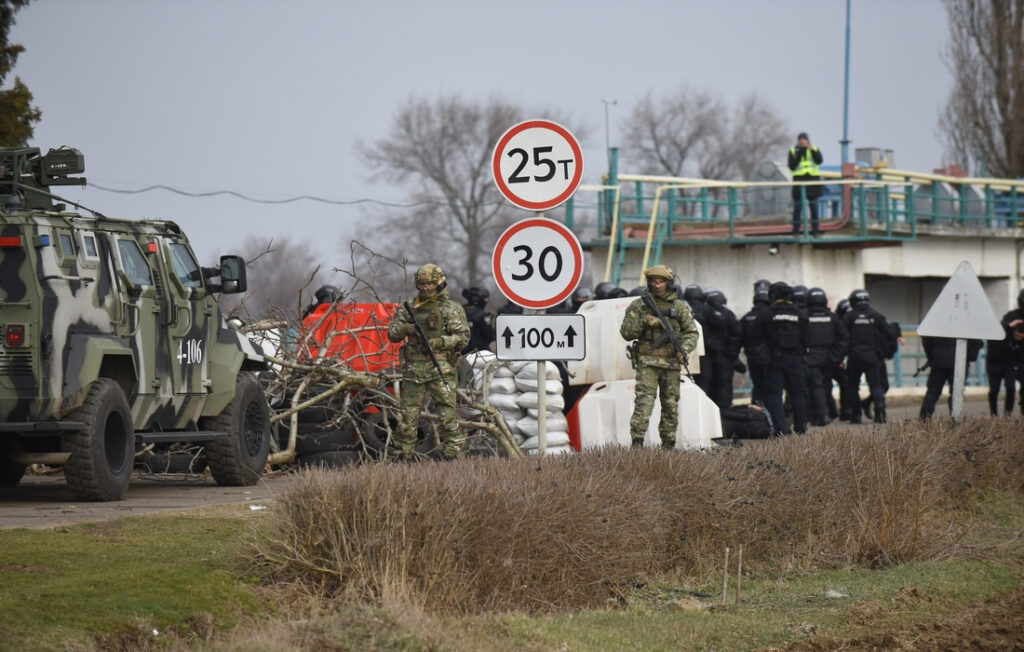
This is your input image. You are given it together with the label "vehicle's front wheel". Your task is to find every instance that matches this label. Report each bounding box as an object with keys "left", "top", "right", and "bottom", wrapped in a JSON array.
[
  {"left": 62, "top": 378, "right": 135, "bottom": 501},
  {"left": 202, "top": 372, "right": 270, "bottom": 486}
]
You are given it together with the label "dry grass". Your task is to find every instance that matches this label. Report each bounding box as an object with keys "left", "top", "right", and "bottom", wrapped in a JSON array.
[{"left": 246, "top": 417, "right": 1024, "bottom": 615}]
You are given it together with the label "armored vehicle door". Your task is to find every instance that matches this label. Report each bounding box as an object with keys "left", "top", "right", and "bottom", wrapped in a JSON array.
[{"left": 159, "top": 237, "right": 211, "bottom": 406}]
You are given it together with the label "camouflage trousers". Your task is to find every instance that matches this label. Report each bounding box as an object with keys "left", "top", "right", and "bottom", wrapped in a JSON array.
[
  {"left": 397, "top": 372, "right": 462, "bottom": 458},
  {"left": 629, "top": 363, "right": 681, "bottom": 444}
]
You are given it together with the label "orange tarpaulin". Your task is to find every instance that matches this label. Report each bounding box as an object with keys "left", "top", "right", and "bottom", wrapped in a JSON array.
[{"left": 301, "top": 302, "right": 401, "bottom": 372}]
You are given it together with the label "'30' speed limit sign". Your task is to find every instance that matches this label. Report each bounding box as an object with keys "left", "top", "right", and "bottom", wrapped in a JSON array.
[
  {"left": 492, "top": 217, "right": 584, "bottom": 310},
  {"left": 492, "top": 119, "right": 584, "bottom": 212}
]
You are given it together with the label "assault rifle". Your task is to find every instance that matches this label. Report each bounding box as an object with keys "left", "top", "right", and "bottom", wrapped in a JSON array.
[
  {"left": 912, "top": 360, "right": 931, "bottom": 378},
  {"left": 403, "top": 300, "right": 451, "bottom": 391},
  {"left": 641, "top": 293, "right": 694, "bottom": 381}
]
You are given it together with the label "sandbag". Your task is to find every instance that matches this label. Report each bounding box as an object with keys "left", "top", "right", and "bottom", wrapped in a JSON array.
[
  {"left": 516, "top": 391, "right": 565, "bottom": 411},
  {"left": 519, "top": 431, "right": 571, "bottom": 450},
  {"left": 515, "top": 362, "right": 561, "bottom": 381},
  {"left": 526, "top": 407, "right": 566, "bottom": 418},
  {"left": 488, "top": 393, "right": 521, "bottom": 411},
  {"left": 514, "top": 377, "right": 564, "bottom": 394},
  {"left": 516, "top": 414, "right": 569, "bottom": 437},
  {"left": 489, "top": 376, "right": 518, "bottom": 394}
]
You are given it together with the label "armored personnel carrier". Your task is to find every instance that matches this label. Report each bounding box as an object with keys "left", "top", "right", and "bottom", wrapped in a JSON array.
[{"left": 0, "top": 146, "right": 270, "bottom": 500}]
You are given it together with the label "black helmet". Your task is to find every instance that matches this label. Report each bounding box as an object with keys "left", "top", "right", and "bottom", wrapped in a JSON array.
[
  {"left": 807, "top": 287, "right": 827, "bottom": 307},
  {"left": 628, "top": 286, "right": 646, "bottom": 296},
  {"left": 683, "top": 284, "right": 705, "bottom": 302},
  {"left": 769, "top": 281, "right": 792, "bottom": 302},
  {"left": 610, "top": 287, "right": 629, "bottom": 298},
  {"left": 753, "top": 279, "right": 771, "bottom": 293},
  {"left": 792, "top": 284, "right": 808, "bottom": 304},
  {"left": 705, "top": 288, "right": 727, "bottom": 307},
  {"left": 571, "top": 286, "right": 593, "bottom": 305},
  {"left": 753, "top": 289, "right": 770, "bottom": 305},
  {"left": 594, "top": 282, "right": 618, "bottom": 300},
  {"left": 314, "top": 284, "right": 342, "bottom": 305},
  {"left": 461, "top": 286, "right": 489, "bottom": 308},
  {"left": 836, "top": 298, "right": 851, "bottom": 316},
  {"left": 849, "top": 289, "right": 870, "bottom": 306}
]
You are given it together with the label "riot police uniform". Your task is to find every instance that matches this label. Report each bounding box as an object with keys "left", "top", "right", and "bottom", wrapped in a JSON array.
[
  {"left": 683, "top": 285, "right": 712, "bottom": 395},
  {"left": 919, "top": 336, "right": 983, "bottom": 418},
  {"left": 703, "top": 289, "right": 742, "bottom": 410},
  {"left": 461, "top": 286, "right": 496, "bottom": 353},
  {"left": 754, "top": 282, "right": 809, "bottom": 434},
  {"left": 803, "top": 288, "right": 848, "bottom": 426},
  {"left": 842, "top": 289, "right": 891, "bottom": 424},
  {"left": 740, "top": 289, "right": 771, "bottom": 406}
]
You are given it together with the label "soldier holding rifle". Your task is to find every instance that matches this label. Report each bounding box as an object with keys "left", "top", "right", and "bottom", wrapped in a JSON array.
[
  {"left": 620, "top": 265, "right": 699, "bottom": 449},
  {"left": 387, "top": 264, "right": 470, "bottom": 460}
]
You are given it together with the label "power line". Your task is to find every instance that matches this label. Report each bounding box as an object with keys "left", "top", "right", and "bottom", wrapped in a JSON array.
[{"left": 87, "top": 182, "right": 443, "bottom": 208}]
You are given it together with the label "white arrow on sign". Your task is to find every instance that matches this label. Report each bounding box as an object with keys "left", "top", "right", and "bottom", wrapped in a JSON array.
[
  {"left": 492, "top": 217, "right": 584, "bottom": 310},
  {"left": 495, "top": 314, "right": 586, "bottom": 361},
  {"left": 492, "top": 119, "right": 584, "bottom": 212},
  {"left": 917, "top": 260, "right": 1004, "bottom": 340}
]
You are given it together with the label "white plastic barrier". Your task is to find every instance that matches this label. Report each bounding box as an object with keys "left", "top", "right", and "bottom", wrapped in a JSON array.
[
  {"left": 565, "top": 298, "right": 704, "bottom": 385},
  {"left": 568, "top": 377, "right": 720, "bottom": 450}
]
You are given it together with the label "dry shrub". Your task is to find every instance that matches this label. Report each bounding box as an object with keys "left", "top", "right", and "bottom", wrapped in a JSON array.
[{"left": 247, "top": 417, "right": 1024, "bottom": 614}]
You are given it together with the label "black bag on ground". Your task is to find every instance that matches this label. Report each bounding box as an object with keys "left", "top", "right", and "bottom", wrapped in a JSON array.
[{"left": 720, "top": 405, "right": 773, "bottom": 439}]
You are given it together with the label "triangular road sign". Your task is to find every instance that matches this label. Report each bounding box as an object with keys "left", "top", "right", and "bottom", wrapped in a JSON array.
[{"left": 917, "top": 261, "right": 1005, "bottom": 339}]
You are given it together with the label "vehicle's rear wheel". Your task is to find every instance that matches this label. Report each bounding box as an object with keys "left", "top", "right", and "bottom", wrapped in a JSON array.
[
  {"left": 202, "top": 372, "right": 271, "bottom": 486},
  {"left": 61, "top": 378, "right": 135, "bottom": 501}
]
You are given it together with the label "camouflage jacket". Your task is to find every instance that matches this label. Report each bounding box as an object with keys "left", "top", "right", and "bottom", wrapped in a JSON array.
[
  {"left": 387, "top": 287, "right": 470, "bottom": 381},
  {"left": 620, "top": 290, "right": 699, "bottom": 369}
]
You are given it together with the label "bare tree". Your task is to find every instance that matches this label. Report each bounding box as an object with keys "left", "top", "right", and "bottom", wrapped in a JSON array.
[
  {"left": 622, "top": 85, "right": 789, "bottom": 181},
  {"left": 356, "top": 94, "right": 585, "bottom": 292},
  {"left": 939, "top": 0, "right": 1024, "bottom": 178},
  {"left": 220, "top": 236, "right": 327, "bottom": 319}
]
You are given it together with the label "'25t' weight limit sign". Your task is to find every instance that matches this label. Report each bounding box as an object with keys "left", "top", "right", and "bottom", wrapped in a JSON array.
[
  {"left": 492, "top": 218, "right": 583, "bottom": 310},
  {"left": 492, "top": 119, "right": 584, "bottom": 211}
]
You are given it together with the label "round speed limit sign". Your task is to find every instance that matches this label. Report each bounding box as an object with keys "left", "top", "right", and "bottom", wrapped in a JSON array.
[
  {"left": 492, "top": 119, "right": 584, "bottom": 211},
  {"left": 492, "top": 218, "right": 584, "bottom": 310}
]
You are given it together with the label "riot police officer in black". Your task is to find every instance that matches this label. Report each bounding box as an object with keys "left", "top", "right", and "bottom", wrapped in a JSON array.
[
  {"left": 755, "top": 282, "right": 809, "bottom": 435},
  {"left": 740, "top": 288, "right": 771, "bottom": 406},
  {"left": 842, "top": 289, "right": 891, "bottom": 423},
  {"left": 683, "top": 284, "right": 713, "bottom": 395},
  {"left": 803, "top": 288, "right": 848, "bottom": 426},
  {"left": 704, "top": 288, "right": 743, "bottom": 409},
  {"left": 461, "top": 287, "right": 496, "bottom": 353},
  {"left": 919, "top": 336, "right": 983, "bottom": 418}
]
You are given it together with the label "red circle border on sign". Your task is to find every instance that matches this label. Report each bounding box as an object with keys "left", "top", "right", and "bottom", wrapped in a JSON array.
[
  {"left": 491, "top": 119, "right": 584, "bottom": 212},
  {"left": 492, "top": 218, "right": 583, "bottom": 310}
]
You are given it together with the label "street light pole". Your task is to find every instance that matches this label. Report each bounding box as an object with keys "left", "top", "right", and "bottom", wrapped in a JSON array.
[
  {"left": 841, "top": 0, "right": 852, "bottom": 165},
  {"left": 602, "top": 98, "right": 617, "bottom": 174}
]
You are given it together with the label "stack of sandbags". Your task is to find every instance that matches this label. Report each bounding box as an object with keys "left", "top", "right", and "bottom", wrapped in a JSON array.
[
  {"left": 513, "top": 362, "right": 573, "bottom": 455},
  {"left": 466, "top": 352, "right": 526, "bottom": 445}
]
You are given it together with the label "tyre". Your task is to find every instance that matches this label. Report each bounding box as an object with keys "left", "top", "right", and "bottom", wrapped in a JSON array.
[
  {"left": 61, "top": 378, "right": 135, "bottom": 501},
  {"left": 202, "top": 372, "right": 271, "bottom": 486},
  {"left": 360, "top": 411, "right": 436, "bottom": 456},
  {"left": 298, "top": 450, "right": 362, "bottom": 470},
  {"left": 0, "top": 458, "right": 27, "bottom": 488},
  {"left": 294, "top": 426, "right": 358, "bottom": 457}
]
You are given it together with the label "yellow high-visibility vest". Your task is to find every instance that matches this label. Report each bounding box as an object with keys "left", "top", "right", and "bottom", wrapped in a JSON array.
[{"left": 790, "top": 147, "right": 820, "bottom": 177}]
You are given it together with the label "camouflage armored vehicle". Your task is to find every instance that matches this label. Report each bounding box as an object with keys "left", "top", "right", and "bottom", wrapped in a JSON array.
[{"left": 0, "top": 146, "right": 271, "bottom": 501}]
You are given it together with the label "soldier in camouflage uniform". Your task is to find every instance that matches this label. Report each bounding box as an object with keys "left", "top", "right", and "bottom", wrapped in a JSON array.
[
  {"left": 619, "top": 265, "right": 699, "bottom": 448},
  {"left": 387, "top": 264, "right": 470, "bottom": 459}
]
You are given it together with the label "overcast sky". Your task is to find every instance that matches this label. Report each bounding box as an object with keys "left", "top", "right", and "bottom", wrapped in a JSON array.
[{"left": 11, "top": 1, "right": 951, "bottom": 267}]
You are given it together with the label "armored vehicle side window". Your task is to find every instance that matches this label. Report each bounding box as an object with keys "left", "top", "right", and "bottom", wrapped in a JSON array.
[
  {"left": 58, "top": 233, "right": 74, "bottom": 256},
  {"left": 82, "top": 234, "right": 98, "bottom": 258},
  {"left": 168, "top": 242, "right": 202, "bottom": 289},
  {"left": 117, "top": 239, "right": 152, "bottom": 286}
]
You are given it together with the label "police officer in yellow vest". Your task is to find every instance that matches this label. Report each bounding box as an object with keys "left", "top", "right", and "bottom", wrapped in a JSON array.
[{"left": 788, "top": 132, "right": 824, "bottom": 236}]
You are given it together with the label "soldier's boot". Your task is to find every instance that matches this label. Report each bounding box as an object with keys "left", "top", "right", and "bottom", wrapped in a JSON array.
[
  {"left": 661, "top": 440, "right": 676, "bottom": 450},
  {"left": 631, "top": 438, "right": 644, "bottom": 449},
  {"left": 873, "top": 403, "right": 887, "bottom": 424},
  {"left": 861, "top": 397, "right": 873, "bottom": 420}
]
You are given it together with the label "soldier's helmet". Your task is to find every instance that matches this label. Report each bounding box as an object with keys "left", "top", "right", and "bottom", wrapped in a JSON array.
[
  {"left": 807, "top": 287, "right": 828, "bottom": 307},
  {"left": 644, "top": 264, "right": 674, "bottom": 281},
  {"left": 849, "top": 288, "right": 870, "bottom": 306},
  {"left": 594, "top": 282, "right": 618, "bottom": 300},
  {"left": 769, "top": 281, "right": 792, "bottom": 301},
  {"left": 415, "top": 263, "right": 446, "bottom": 288},
  {"left": 314, "top": 284, "right": 342, "bottom": 305},
  {"left": 705, "top": 288, "right": 727, "bottom": 307},
  {"left": 683, "top": 284, "right": 705, "bottom": 302},
  {"left": 461, "top": 286, "right": 489, "bottom": 307}
]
